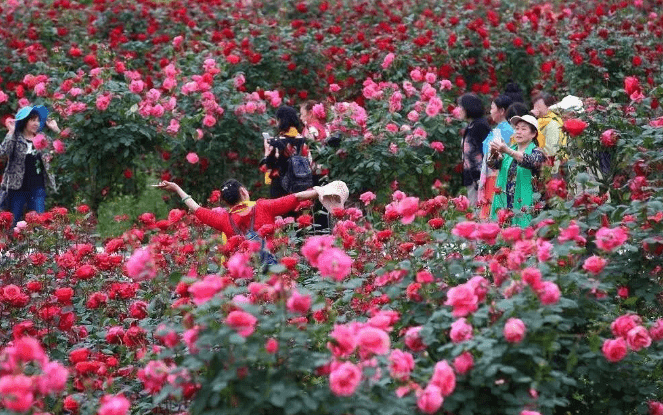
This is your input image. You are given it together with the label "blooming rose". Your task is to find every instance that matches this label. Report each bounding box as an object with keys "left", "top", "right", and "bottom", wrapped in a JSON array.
[
  {"left": 225, "top": 311, "right": 258, "bottom": 337},
  {"left": 356, "top": 326, "right": 390, "bottom": 356},
  {"left": 417, "top": 384, "right": 443, "bottom": 414},
  {"left": 388, "top": 349, "right": 415, "bottom": 380},
  {"left": 359, "top": 191, "right": 376, "bottom": 205},
  {"left": 449, "top": 318, "right": 473, "bottom": 343},
  {"left": 317, "top": 247, "right": 353, "bottom": 281},
  {"left": 429, "top": 360, "right": 456, "bottom": 396},
  {"left": 286, "top": 290, "right": 311, "bottom": 315},
  {"left": 301, "top": 235, "right": 335, "bottom": 267},
  {"left": 186, "top": 152, "right": 199, "bottom": 164},
  {"left": 650, "top": 319, "right": 663, "bottom": 342},
  {"left": 444, "top": 283, "right": 479, "bottom": 317},
  {"left": 32, "top": 133, "right": 48, "bottom": 150},
  {"left": 98, "top": 394, "right": 130, "bottom": 415},
  {"left": 404, "top": 326, "right": 427, "bottom": 352},
  {"left": 626, "top": 326, "right": 652, "bottom": 351},
  {"left": 649, "top": 401, "right": 663, "bottom": 415},
  {"left": 600, "top": 129, "right": 618, "bottom": 146},
  {"left": 265, "top": 338, "right": 278, "bottom": 354},
  {"left": 582, "top": 255, "right": 607, "bottom": 275},
  {"left": 602, "top": 337, "right": 628, "bottom": 362},
  {"left": 381, "top": 52, "right": 395, "bottom": 69},
  {"left": 521, "top": 267, "right": 543, "bottom": 289},
  {"left": 504, "top": 318, "right": 526, "bottom": 343},
  {"left": 328, "top": 324, "right": 357, "bottom": 357},
  {"left": 329, "top": 362, "right": 362, "bottom": 397},
  {"left": 611, "top": 314, "right": 642, "bottom": 338},
  {"left": 226, "top": 252, "right": 253, "bottom": 280},
  {"left": 125, "top": 248, "right": 157, "bottom": 281},
  {"left": 53, "top": 139, "right": 65, "bottom": 153},
  {"left": 0, "top": 375, "right": 34, "bottom": 412},
  {"left": 537, "top": 281, "right": 561, "bottom": 305},
  {"left": 624, "top": 76, "right": 640, "bottom": 96},
  {"left": 595, "top": 227, "right": 628, "bottom": 252},
  {"left": 564, "top": 118, "right": 587, "bottom": 137},
  {"left": 188, "top": 275, "right": 228, "bottom": 305},
  {"left": 453, "top": 351, "right": 474, "bottom": 374}
]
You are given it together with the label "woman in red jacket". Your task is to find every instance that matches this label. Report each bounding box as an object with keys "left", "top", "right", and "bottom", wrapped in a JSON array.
[{"left": 156, "top": 179, "right": 319, "bottom": 237}]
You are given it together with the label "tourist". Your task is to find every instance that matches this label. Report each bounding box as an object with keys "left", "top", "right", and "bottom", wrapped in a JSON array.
[
  {"left": 488, "top": 115, "right": 546, "bottom": 227},
  {"left": 531, "top": 92, "right": 566, "bottom": 174},
  {"left": 457, "top": 93, "right": 490, "bottom": 206},
  {"left": 1, "top": 105, "right": 60, "bottom": 225}
]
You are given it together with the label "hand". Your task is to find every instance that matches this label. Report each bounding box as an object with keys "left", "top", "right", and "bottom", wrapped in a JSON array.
[
  {"left": 45, "top": 119, "right": 60, "bottom": 134},
  {"left": 154, "top": 180, "right": 181, "bottom": 193},
  {"left": 5, "top": 118, "right": 15, "bottom": 134}
]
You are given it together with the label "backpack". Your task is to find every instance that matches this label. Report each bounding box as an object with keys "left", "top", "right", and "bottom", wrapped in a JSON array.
[
  {"left": 281, "top": 145, "right": 313, "bottom": 194},
  {"left": 228, "top": 207, "right": 278, "bottom": 269}
]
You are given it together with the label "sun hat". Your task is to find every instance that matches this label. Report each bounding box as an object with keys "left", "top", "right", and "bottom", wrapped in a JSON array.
[
  {"left": 313, "top": 180, "right": 349, "bottom": 212},
  {"left": 15, "top": 105, "right": 49, "bottom": 132},
  {"left": 509, "top": 114, "right": 539, "bottom": 132}
]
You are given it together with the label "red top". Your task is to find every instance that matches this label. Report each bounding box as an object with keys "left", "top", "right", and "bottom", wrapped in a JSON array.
[{"left": 194, "top": 194, "right": 299, "bottom": 237}]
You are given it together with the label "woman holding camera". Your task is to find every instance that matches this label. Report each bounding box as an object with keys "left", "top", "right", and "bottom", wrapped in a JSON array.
[{"left": 260, "top": 105, "right": 310, "bottom": 198}]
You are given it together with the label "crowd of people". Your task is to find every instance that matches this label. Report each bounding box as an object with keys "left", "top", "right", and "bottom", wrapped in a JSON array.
[
  {"left": 1, "top": 84, "right": 570, "bottom": 234},
  {"left": 458, "top": 84, "right": 568, "bottom": 226}
]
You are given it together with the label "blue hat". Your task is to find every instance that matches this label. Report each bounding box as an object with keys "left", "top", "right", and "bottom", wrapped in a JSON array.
[{"left": 15, "top": 105, "right": 49, "bottom": 132}]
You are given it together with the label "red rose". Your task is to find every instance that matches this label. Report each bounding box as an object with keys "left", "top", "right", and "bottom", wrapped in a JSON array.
[{"left": 564, "top": 118, "right": 588, "bottom": 137}]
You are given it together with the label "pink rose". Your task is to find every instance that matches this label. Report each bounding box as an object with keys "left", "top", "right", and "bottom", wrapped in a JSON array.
[
  {"left": 37, "top": 361, "right": 68, "bottom": 394},
  {"left": 186, "top": 152, "right": 199, "bottom": 164},
  {"left": 225, "top": 310, "right": 258, "bottom": 337},
  {"left": 32, "top": 133, "right": 48, "bottom": 150},
  {"left": 407, "top": 110, "right": 420, "bottom": 122},
  {"left": 504, "top": 318, "right": 526, "bottom": 343},
  {"left": 356, "top": 326, "right": 390, "bottom": 356},
  {"left": 449, "top": 318, "right": 473, "bottom": 343},
  {"left": 0, "top": 375, "right": 34, "bottom": 412},
  {"left": 430, "top": 141, "right": 445, "bottom": 152},
  {"left": 521, "top": 267, "right": 543, "bottom": 289},
  {"left": 96, "top": 94, "right": 111, "bottom": 111},
  {"left": 188, "top": 275, "right": 227, "bottom": 305},
  {"left": 286, "top": 290, "right": 311, "bottom": 315},
  {"left": 388, "top": 349, "right": 415, "bottom": 380},
  {"left": 537, "top": 281, "right": 561, "bottom": 305},
  {"left": 203, "top": 114, "right": 216, "bottom": 127},
  {"left": 600, "top": 129, "right": 618, "bottom": 146},
  {"left": 53, "top": 139, "right": 65, "bottom": 154},
  {"left": 404, "top": 326, "right": 427, "bottom": 352},
  {"left": 453, "top": 351, "right": 474, "bottom": 374},
  {"left": 410, "top": 69, "right": 423, "bottom": 82},
  {"left": 417, "top": 384, "right": 443, "bottom": 414},
  {"left": 125, "top": 248, "right": 157, "bottom": 281},
  {"left": 452, "top": 221, "right": 477, "bottom": 239},
  {"left": 611, "top": 314, "right": 642, "bottom": 338},
  {"left": 359, "top": 191, "right": 376, "bottom": 205},
  {"left": 301, "top": 235, "right": 335, "bottom": 267},
  {"left": 328, "top": 324, "right": 357, "bottom": 357},
  {"left": 129, "top": 79, "right": 145, "bottom": 94},
  {"left": 594, "top": 226, "right": 628, "bottom": 252},
  {"left": 649, "top": 319, "right": 663, "bottom": 341},
  {"left": 602, "top": 337, "right": 628, "bottom": 362},
  {"left": 582, "top": 255, "right": 607, "bottom": 275},
  {"left": 649, "top": 401, "right": 663, "bottom": 415},
  {"left": 226, "top": 252, "right": 253, "bottom": 280},
  {"left": 444, "top": 283, "right": 478, "bottom": 317},
  {"left": 429, "top": 360, "right": 456, "bottom": 396},
  {"left": 317, "top": 247, "right": 353, "bottom": 281},
  {"left": 396, "top": 196, "right": 419, "bottom": 224},
  {"left": 166, "top": 118, "right": 180, "bottom": 134},
  {"left": 265, "top": 338, "right": 278, "bottom": 354},
  {"left": 98, "top": 394, "right": 130, "bottom": 415},
  {"left": 329, "top": 362, "right": 362, "bottom": 397},
  {"left": 329, "top": 83, "right": 341, "bottom": 93},
  {"left": 626, "top": 326, "right": 652, "bottom": 351}
]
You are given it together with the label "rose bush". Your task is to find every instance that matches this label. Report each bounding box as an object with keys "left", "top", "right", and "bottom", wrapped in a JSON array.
[{"left": 1, "top": 0, "right": 663, "bottom": 415}]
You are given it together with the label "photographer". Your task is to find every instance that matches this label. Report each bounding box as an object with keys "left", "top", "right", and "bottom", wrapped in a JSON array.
[{"left": 260, "top": 106, "right": 310, "bottom": 198}]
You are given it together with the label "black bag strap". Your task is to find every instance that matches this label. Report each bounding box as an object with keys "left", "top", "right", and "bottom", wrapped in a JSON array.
[{"left": 227, "top": 206, "right": 257, "bottom": 236}]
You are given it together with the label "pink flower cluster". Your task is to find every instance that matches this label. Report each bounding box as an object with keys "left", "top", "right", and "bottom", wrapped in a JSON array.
[
  {"left": 602, "top": 314, "right": 662, "bottom": 362},
  {"left": 302, "top": 236, "right": 353, "bottom": 281}
]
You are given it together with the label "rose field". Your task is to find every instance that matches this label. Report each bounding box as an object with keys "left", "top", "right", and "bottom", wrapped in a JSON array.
[{"left": 2, "top": 0, "right": 663, "bottom": 414}]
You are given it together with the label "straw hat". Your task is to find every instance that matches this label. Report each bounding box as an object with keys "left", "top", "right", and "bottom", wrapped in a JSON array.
[{"left": 313, "top": 181, "right": 349, "bottom": 212}]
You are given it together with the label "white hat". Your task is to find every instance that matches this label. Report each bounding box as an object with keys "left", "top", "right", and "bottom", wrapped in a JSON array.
[
  {"left": 313, "top": 181, "right": 349, "bottom": 212},
  {"left": 510, "top": 114, "right": 539, "bottom": 132},
  {"left": 549, "top": 95, "right": 584, "bottom": 113}
]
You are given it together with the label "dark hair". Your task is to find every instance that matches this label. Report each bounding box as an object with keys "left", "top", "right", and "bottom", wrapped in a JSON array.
[
  {"left": 505, "top": 102, "right": 529, "bottom": 121},
  {"left": 493, "top": 94, "right": 513, "bottom": 111},
  {"left": 532, "top": 92, "right": 556, "bottom": 107},
  {"left": 276, "top": 105, "right": 303, "bottom": 134},
  {"left": 458, "top": 93, "right": 484, "bottom": 119},
  {"left": 302, "top": 100, "right": 318, "bottom": 112},
  {"left": 504, "top": 81, "right": 524, "bottom": 103},
  {"left": 221, "top": 179, "right": 244, "bottom": 206},
  {"left": 13, "top": 111, "right": 40, "bottom": 139}
]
